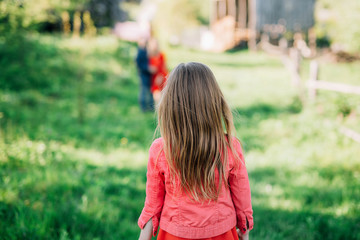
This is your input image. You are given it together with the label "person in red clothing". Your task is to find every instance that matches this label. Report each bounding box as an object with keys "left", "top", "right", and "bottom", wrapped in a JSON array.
[
  {"left": 147, "top": 38, "right": 168, "bottom": 104},
  {"left": 138, "top": 62, "right": 253, "bottom": 240}
]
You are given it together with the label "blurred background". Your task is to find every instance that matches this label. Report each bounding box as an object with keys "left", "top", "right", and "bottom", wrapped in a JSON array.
[{"left": 0, "top": 0, "right": 359, "bottom": 239}]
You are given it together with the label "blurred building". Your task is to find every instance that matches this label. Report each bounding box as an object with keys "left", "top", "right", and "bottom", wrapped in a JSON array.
[{"left": 210, "top": 0, "right": 315, "bottom": 51}]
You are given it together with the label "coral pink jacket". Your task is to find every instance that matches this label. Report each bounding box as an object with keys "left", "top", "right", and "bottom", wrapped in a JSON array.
[{"left": 138, "top": 137, "right": 253, "bottom": 239}]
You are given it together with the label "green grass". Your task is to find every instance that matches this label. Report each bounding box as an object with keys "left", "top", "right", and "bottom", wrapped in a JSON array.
[{"left": 0, "top": 35, "right": 360, "bottom": 239}]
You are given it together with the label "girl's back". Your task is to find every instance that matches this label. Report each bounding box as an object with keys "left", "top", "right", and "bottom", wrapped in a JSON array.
[{"left": 138, "top": 62, "right": 253, "bottom": 240}]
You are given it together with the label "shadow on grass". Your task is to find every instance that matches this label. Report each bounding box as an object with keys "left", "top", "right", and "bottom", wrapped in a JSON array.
[{"left": 252, "top": 205, "right": 360, "bottom": 240}]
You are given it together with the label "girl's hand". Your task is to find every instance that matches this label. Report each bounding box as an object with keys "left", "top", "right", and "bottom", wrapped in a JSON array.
[
  {"left": 138, "top": 219, "right": 153, "bottom": 240},
  {"left": 237, "top": 229, "right": 249, "bottom": 240}
]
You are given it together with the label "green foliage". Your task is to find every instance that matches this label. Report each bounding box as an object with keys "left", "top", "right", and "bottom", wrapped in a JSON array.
[
  {"left": 0, "top": 0, "right": 121, "bottom": 37},
  {"left": 0, "top": 0, "right": 85, "bottom": 33},
  {"left": 316, "top": 0, "right": 360, "bottom": 52},
  {"left": 335, "top": 97, "right": 353, "bottom": 117},
  {"left": 152, "top": 0, "right": 209, "bottom": 43},
  {"left": 1, "top": 34, "right": 360, "bottom": 239}
]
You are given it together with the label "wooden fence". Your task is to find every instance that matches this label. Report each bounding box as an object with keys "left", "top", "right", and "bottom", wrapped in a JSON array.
[
  {"left": 259, "top": 35, "right": 360, "bottom": 143},
  {"left": 307, "top": 60, "right": 360, "bottom": 101},
  {"left": 306, "top": 60, "right": 360, "bottom": 143},
  {"left": 259, "top": 34, "right": 360, "bottom": 99}
]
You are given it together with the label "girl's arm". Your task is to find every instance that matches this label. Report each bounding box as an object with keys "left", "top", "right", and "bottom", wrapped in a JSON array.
[
  {"left": 138, "top": 139, "right": 166, "bottom": 237},
  {"left": 229, "top": 138, "right": 254, "bottom": 234},
  {"left": 138, "top": 219, "right": 153, "bottom": 240}
]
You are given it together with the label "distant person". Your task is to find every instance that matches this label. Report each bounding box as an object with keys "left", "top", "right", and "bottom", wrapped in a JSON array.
[
  {"left": 138, "top": 62, "right": 253, "bottom": 240},
  {"left": 135, "top": 38, "right": 154, "bottom": 112},
  {"left": 147, "top": 38, "right": 168, "bottom": 105}
]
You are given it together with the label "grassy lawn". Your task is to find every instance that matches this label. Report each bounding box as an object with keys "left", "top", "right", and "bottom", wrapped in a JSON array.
[{"left": 0, "top": 35, "right": 359, "bottom": 239}]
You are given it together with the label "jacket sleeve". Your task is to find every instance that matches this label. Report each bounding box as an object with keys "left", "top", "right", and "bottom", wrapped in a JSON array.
[
  {"left": 229, "top": 139, "right": 254, "bottom": 233},
  {"left": 138, "top": 141, "right": 165, "bottom": 236}
]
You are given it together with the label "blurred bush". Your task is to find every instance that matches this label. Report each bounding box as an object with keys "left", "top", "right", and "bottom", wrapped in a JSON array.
[
  {"left": 0, "top": 0, "right": 126, "bottom": 35},
  {"left": 287, "top": 96, "right": 303, "bottom": 114},
  {"left": 316, "top": 0, "right": 360, "bottom": 53}
]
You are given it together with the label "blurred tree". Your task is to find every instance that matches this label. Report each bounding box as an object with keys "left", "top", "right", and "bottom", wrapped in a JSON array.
[
  {"left": 0, "top": 0, "right": 78, "bottom": 34},
  {"left": 61, "top": 11, "right": 71, "bottom": 35},
  {"left": 73, "top": 11, "right": 81, "bottom": 37},
  {"left": 0, "top": 0, "right": 128, "bottom": 34},
  {"left": 151, "top": 0, "right": 209, "bottom": 45},
  {"left": 83, "top": 10, "right": 97, "bottom": 36},
  {"left": 0, "top": 0, "right": 88, "bottom": 91},
  {"left": 88, "top": 0, "right": 128, "bottom": 27},
  {"left": 316, "top": 0, "right": 360, "bottom": 53}
]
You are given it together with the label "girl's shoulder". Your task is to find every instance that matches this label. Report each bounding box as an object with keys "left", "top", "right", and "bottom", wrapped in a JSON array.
[
  {"left": 148, "top": 138, "right": 167, "bottom": 172},
  {"left": 151, "top": 137, "right": 164, "bottom": 146},
  {"left": 149, "top": 137, "right": 165, "bottom": 155},
  {"left": 231, "top": 136, "right": 242, "bottom": 151},
  {"left": 226, "top": 135, "right": 242, "bottom": 151}
]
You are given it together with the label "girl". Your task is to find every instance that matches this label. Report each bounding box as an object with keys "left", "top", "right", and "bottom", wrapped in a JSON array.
[
  {"left": 138, "top": 62, "right": 253, "bottom": 240},
  {"left": 147, "top": 38, "right": 168, "bottom": 104}
]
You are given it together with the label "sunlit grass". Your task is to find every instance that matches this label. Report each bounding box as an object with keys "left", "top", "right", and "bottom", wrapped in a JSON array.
[{"left": 0, "top": 34, "right": 359, "bottom": 239}]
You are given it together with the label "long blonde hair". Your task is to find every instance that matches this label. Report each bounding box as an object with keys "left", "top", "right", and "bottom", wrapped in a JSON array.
[{"left": 158, "top": 62, "right": 237, "bottom": 201}]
